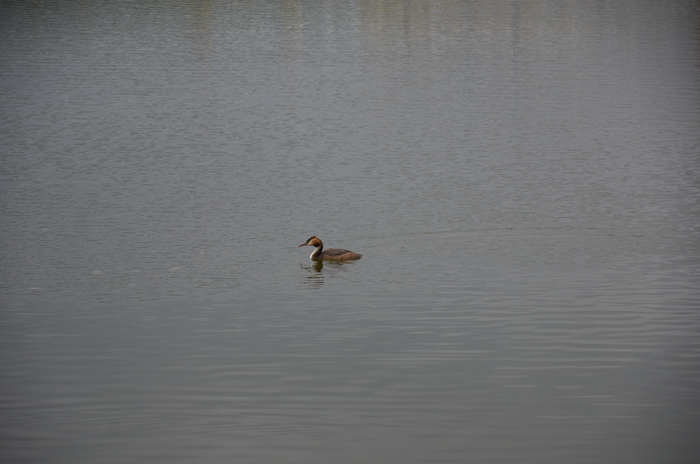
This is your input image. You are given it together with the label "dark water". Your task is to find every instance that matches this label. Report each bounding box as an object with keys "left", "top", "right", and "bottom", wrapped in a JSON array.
[{"left": 2, "top": 0, "right": 699, "bottom": 462}]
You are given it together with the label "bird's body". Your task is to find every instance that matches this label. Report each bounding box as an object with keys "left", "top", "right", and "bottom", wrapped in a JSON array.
[{"left": 298, "top": 236, "right": 362, "bottom": 261}]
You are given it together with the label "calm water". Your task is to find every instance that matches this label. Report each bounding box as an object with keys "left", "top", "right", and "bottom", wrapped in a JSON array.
[{"left": 1, "top": 0, "right": 699, "bottom": 462}]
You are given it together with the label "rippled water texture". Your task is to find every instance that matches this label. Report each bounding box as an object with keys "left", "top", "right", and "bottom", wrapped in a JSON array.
[{"left": 1, "top": 1, "right": 699, "bottom": 463}]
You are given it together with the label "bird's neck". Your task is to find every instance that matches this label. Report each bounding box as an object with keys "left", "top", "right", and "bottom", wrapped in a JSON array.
[{"left": 310, "top": 244, "right": 323, "bottom": 260}]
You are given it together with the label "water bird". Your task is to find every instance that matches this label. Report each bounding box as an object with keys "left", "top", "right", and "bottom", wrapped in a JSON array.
[{"left": 298, "top": 236, "right": 362, "bottom": 262}]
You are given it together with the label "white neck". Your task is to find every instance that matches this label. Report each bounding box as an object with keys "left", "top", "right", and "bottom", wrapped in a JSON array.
[{"left": 310, "top": 246, "right": 322, "bottom": 260}]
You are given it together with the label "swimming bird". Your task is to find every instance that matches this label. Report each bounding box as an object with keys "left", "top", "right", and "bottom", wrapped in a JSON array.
[{"left": 298, "top": 236, "right": 362, "bottom": 261}]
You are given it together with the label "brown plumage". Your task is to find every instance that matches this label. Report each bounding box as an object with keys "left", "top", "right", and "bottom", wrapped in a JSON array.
[{"left": 298, "top": 236, "right": 362, "bottom": 261}]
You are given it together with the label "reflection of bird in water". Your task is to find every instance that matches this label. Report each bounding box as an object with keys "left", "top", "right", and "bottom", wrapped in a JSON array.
[
  {"left": 298, "top": 236, "right": 362, "bottom": 262},
  {"left": 300, "top": 261, "right": 324, "bottom": 288}
]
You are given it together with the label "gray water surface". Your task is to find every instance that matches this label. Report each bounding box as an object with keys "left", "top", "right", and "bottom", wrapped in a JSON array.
[{"left": 1, "top": 1, "right": 699, "bottom": 463}]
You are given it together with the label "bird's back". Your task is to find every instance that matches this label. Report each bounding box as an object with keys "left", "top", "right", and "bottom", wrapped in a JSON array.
[{"left": 322, "top": 248, "right": 362, "bottom": 261}]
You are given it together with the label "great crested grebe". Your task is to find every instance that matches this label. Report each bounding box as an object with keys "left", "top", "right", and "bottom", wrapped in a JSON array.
[{"left": 298, "top": 236, "right": 362, "bottom": 261}]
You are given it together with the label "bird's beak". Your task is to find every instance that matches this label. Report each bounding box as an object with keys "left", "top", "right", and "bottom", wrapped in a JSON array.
[{"left": 298, "top": 242, "right": 307, "bottom": 247}]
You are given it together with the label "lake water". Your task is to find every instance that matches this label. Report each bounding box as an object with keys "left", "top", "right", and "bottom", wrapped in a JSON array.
[{"left": 1, "top": 0, "right": 699, "bottom": 462}]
